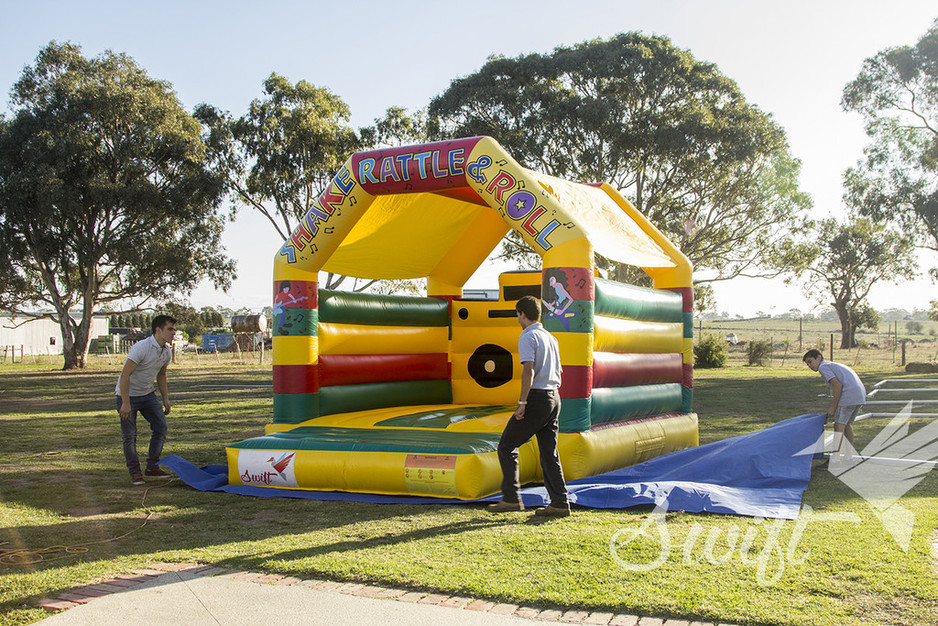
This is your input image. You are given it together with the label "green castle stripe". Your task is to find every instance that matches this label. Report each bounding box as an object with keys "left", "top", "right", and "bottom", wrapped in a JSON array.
[
  {"left": 319, "top": 380, "right": 453, "bottom": 417},
  {"left": 319, "top": 290, "right": 449, "bottom": 327},
  {"left": 594, "top": 278, "right": 683, "bottom": 322}
]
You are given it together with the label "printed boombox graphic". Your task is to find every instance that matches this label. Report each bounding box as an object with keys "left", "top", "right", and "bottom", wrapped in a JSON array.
[{"left": 449, "top": 272, "right": 542, "bottom": 404}]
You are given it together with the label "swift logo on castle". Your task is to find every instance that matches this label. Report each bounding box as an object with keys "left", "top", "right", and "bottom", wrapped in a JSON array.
[{"left": 237, "top": 450, "right": 299, "bottom": 487}]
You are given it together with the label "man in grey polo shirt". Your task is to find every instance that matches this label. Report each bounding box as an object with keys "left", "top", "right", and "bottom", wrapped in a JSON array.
[
  {"left": 803, "top": 348, "right": 866, "bottom": 465},
  {"left": 488, "top": 295, "right": 570, "bottom": 517},
  {"left": 115, "top": 315, "right": 176, "bottom": 485}
]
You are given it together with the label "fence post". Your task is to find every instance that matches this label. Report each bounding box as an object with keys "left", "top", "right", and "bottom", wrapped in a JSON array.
[{"left": 830, "top": 334, "right": 834, "bottom": 362}]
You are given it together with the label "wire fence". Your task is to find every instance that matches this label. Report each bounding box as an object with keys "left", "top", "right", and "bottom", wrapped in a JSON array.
[
  {"left": 5, "top": 321, "right": 937, "bottom": 370},
  {"left": 1, "top": 339, "right": 271, "bottom": 367},
  {"left": 700, "top": 318, "right": 938, "bottom": 369}
]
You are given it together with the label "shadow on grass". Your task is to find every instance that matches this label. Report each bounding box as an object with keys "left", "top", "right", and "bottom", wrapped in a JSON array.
[
  {"left": 0, "top": 481, "right": 448, "bottom": 562},
  {"left": 217, "top": 513, "right": 514, "bottom": 573}
]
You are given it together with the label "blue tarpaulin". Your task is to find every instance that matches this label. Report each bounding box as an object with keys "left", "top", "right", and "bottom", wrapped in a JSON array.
[{"left": 161, "top": 413, "right": 825, "bottom": 519}]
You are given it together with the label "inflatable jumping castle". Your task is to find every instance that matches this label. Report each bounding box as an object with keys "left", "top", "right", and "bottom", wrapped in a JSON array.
[{"left": 226, "top": 136, "right": 697, "bottom": 499}]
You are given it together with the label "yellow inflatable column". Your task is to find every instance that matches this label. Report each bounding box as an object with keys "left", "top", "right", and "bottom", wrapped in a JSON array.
[
  {"left": 542, "top": 239, "right": 594, "bottom": 432},
  {"left": 271, "top": 161, "right": 375, "bottom": 424}
]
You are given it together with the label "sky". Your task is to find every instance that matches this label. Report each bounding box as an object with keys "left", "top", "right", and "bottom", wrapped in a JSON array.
[{"left": 2, "top": 0, "right": 937, "bottom": 316}]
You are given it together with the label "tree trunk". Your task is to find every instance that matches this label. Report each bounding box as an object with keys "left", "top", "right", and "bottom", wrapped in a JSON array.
[
  {"left": 834, "top": 302, "right": 857, "bottom": 349},
  {"left": 58, "top": 310, "right": 92, "bottom": 370},
  {"left": 59, "top": 313, "right": 80, "bottom": 370}
]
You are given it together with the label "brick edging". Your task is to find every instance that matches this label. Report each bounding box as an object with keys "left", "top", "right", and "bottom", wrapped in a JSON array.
[{"left": 36, "top": 562, "right": 727, "bottom": 625}]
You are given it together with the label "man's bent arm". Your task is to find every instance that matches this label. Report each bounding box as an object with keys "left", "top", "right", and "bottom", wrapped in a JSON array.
[
  {"left": 827, "top": 378, "right": 843, "bottom": 417},
  {"left": 118, "top": 360, "right": 137, "bottom": 420},
  {"left": 157, "top": 365, "right": 171, "bottom": 414},
  {"left": 513, "top": 361, "right": 535, "bottom": 420}
]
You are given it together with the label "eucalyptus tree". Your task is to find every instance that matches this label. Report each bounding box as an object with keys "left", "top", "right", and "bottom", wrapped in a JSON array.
[
  {"left": 0, "top": 42, "right": 234, "bottom": 369},
  {"left": 225, "top": 73, "right": 358, "bottom": 242},
  {"left": 781, "top": 218, "right": 915, "bottom": 348},
  {"left": 429, "top": 33, "right": 813, "bottom": 296},
  {"left": 199, "top": 77, "right": 429, "bottom": 292},
  {"left": 843, "top": 18, "right": 938, "bottom": 270}
]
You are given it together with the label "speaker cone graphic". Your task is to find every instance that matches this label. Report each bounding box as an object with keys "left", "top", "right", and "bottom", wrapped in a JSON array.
[{"left": 467, "top": 344, "right": 513, "bottom": 388}]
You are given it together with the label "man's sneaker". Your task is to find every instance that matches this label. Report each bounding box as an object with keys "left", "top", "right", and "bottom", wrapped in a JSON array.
[
  {"left": 486, "top": 500, "right": 524, "bottom": 513},
  {"left": 131, "top": 473, "right": 145, "bottom": 486},
  {"left": 144, "top": 467, "right": 170, "bottom": 478},
  {"left": 533, "top": 504, "right": 571, "bottom": 518}
]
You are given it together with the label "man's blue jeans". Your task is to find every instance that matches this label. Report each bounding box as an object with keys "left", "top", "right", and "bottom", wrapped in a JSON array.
[{"left": 116, "top": 393, "right": 167, "bottom": 476}]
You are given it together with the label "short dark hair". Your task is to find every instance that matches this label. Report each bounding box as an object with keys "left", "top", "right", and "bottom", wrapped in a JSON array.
[
  {"left": 515, "top": 295, "right": 541, "bottom": 322},
  {"left": 152, "top": 314, "right": 177, "bottom": 335},
  {"left": 803, "top": 349, "right": 823, "bottom": 362},
  {"left": 279, "top": 280, "right": 291, "bottom": 291}
]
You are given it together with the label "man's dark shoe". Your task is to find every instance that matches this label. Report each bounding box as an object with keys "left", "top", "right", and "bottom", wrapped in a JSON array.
[
  {"left": 534, "top": 504, "right": 571, "bottom": 518},
  {"left": 131, "top": 473, "right": 145, "bottom": 486},
  {"left": 486, "top": 500, "right": 524, "bottom": 513},
  {"left": 144, "top": 467, "right": 170, "bottom": 478}
]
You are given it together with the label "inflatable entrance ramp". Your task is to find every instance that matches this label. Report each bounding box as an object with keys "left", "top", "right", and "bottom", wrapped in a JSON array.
[{"left": 227, "top": 136, "right": 698, "bottom": 499}]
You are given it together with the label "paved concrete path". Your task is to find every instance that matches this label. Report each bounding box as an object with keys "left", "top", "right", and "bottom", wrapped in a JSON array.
[{"left": 35, "top": 563, "right": 720, "bottom": 626}]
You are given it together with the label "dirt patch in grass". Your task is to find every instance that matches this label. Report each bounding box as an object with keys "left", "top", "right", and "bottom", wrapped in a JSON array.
[
  {"left": 64, "top": 507, "right": 107, "bottom": 518},
  {"left": 244, "top": 509, "right": 294, "bottom": 527}
]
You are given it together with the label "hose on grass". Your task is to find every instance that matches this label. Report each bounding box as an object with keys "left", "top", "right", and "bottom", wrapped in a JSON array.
[{"left": 0, "top": 478, "right": 177, "bottom": 566}]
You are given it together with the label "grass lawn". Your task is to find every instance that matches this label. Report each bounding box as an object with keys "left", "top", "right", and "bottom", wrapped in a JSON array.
[{"left": 1, "top": 360, "right": 937, "bottom": 625}]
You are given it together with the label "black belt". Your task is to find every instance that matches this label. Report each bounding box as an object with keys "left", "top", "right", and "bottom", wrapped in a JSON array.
[{"left": 528, "top": 388, "right": 557, "bottom": 394}]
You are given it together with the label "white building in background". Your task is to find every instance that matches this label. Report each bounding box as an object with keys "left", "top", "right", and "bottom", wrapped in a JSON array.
[{"left": 0, "top": 314, "right": 110, "bottom": 356}]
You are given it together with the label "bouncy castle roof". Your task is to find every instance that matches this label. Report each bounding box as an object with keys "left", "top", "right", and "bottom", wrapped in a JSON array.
[{"left": 276, "top": 137, "right": 687, "bottom": 290}]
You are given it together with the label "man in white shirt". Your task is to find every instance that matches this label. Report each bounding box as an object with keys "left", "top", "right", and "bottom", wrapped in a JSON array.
[
  {"left": 115, "top": 315, "right": 176, "bottom": 485},
  {"left": 488, "top": 296, "right": 569, "bottom": 517},
  {"left": 803, "top": 349, "right": 866, "bottom": 464}
]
